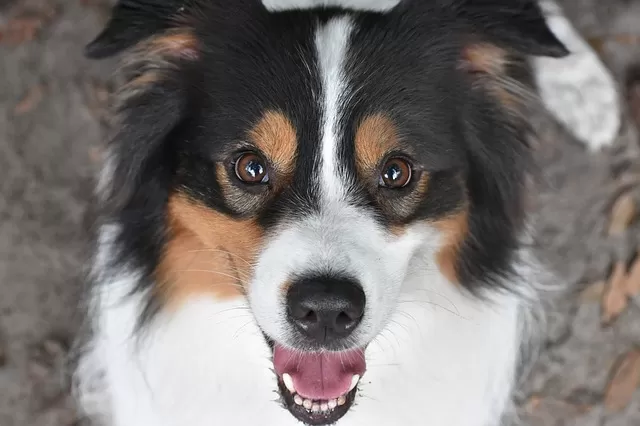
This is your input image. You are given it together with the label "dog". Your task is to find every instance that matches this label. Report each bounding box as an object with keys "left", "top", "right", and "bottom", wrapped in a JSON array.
[{"left": 71, "top": 1, "right": 613, "bottom": 425}]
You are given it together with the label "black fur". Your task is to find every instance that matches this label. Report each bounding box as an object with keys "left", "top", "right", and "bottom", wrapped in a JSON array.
[
  {"left": 85, "top": 0, "right": 186, "bottom": 58},
  {"left": 88, "top": 0, "right": 567, "bottom": 324}
]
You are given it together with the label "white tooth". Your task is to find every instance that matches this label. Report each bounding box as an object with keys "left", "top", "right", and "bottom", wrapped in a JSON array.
[
  {"left": 320, "top": 403, "right": 329, "bottom": 411},
  {"left": 294, "top": 395, "right": 303, "bottom": 406},
  {"left": 283, "top": 373, "right": 295, "bottom": 393},
  {"left": 312, "top": 403, "right": 320, "bottom": 412},
  {"left": 328, "top": 399, "right": 337, "bottom": 409},
  {"left": 349, "top": 374, "right": 360, "bottom": 392},
  {"left": 303, "top": 399, "right": 313, "bottom": 410},
  {"left": 337, "top": 395, "right": 346, "bottom": 406}
]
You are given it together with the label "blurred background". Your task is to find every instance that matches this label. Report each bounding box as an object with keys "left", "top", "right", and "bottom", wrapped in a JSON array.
[{"left": 1, "top": 0, "right": 640, "bottom": 425}]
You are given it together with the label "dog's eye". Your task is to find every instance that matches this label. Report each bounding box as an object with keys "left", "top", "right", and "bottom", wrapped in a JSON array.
[
  {"left": 379, "top": 157, "right": 412, "bottom": 188},
  {"left": 234, "top": 152, "right": 269, "bottom": 184}
]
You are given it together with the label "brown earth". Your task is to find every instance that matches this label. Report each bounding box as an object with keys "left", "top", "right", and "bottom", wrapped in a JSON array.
[{"left": 0, "top": 0, "right": 639, "bottom": 425}]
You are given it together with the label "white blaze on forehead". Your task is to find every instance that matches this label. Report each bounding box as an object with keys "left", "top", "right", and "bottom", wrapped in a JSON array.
[
  {"left": 315, "top": 16, "right": 352, "bottom": 202},
  {"left": 262, "top": 0, "right": 400, "bottom": 12}
]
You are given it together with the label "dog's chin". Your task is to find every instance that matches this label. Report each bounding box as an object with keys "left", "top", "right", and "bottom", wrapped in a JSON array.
[{"left": 272, "top": 344, "right": 365, "bottom": 425}]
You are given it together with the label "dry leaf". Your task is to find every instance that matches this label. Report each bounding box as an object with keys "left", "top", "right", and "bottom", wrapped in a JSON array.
[
  {"left": 587, "top": 37, "right": 606, "bottom": 55},
  {"left": 604, "top": 349, "right": 640, "bottom": 412},
  {"left": 524, "top": 395, "right": 542, "bottom": 413},
  {"left": 608, "top": 193, "right": 637, "bottom": 236},
  {"left": 88, "top": 146, "right": 104, "bottom": 164},
  {"left": 13, "top": 84, "right": 45, "bottom": 115},
  {"left": 587, "top": 34, "right": 640, "bottom": 54},
  {"left": 42, "top": 339, "right": 65, "bottom": 359},
  {"left": 2, "top": 17, "right": 41, "bottom": 44},
  {"left": 613, "top": 34, "right": 640, "bottom": 45},
  {"left": 579, "top": 281, "right": 606, "bottom": 303},
  {"left": 82, "top": 79, "right": 111, "bottom": 123},
  {"left": 28, "top": 360, "right": 50, "bottom": 381},
  {"left": 0, "top": 6, "right": 58, "bottom": 45},
  {"left": 602, "top": 262, "right": 629, "bottom": 325},
  {"left": 626, "top": 256, "right": 640, "bottom": 297},
  {"left": 564, "top": 388, "right": 599, "bottom": 414},
  {"left": 523, "top": 395, "right": 592, "bottom": 421}
]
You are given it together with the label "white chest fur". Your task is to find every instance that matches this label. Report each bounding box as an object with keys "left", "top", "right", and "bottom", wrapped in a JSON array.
[{"left": 75, "top": 259, "right": 524, "bottom": 426}]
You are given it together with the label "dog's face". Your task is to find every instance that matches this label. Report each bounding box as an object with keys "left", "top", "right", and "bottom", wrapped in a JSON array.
[{"left": 90, "top": 0, "right": 566, "bottom": 424}]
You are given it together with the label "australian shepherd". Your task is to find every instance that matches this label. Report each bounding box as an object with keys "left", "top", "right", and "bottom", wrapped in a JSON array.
[{"left": 72, "top": 0, "right": 604, "bottom": 425}]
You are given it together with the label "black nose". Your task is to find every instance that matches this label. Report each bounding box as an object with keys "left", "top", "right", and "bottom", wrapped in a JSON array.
[{"left": 286, "top": 276, "right": 365, "bottom": 344}]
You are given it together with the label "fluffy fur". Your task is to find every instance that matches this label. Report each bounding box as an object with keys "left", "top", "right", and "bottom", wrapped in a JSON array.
[
  {"left": 533, "top": 0, "right": 620, "bottom": 150},
  {"left": 71, "top": 1, "right": 610, "bottom": 425}
]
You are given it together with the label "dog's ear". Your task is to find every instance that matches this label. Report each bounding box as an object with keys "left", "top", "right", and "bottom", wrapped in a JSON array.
[
  {"left": 86, "top": 0, "right": 188, "bottom": 59},
  {"left": 89, "top": 0, "right": 200, "bottom": 212},
  {"left": 449, "top": 0, "right": 568, "bottom": 58},
  {"left": 446, "top": 0, "right": 568, "bottom": 115}
]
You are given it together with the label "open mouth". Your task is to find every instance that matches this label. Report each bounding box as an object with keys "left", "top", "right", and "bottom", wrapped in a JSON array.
[{"left": 273, "top": 345, "right": 366, "bottom": 425}]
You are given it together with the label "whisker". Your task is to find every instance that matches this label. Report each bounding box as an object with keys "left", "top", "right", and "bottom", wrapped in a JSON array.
[
  {"left": 233, "top": 320, "right": 257, "bottom": 339},
  {"left": 175, "top": 269, "right": 250, "bottom": 285},
  {"left": 388, "top": 313, "right": 415, "bottom": 333},
  {"left": 397, "top": 298, "right": 467, "bottom": 319},
  {"left": 211, "top": 313, "right": 253, "bottom": 327},
  {"left": 185, "top": 248, "right": 255, "bottom": 268},
  {"left": 198, "top": 260, "right": 254, "bottom": 280},
  {"left": 400, "top": 288, "right": 461, "bottom": 316}
]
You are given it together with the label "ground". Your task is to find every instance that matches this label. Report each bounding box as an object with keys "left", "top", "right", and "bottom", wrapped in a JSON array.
[{"left": 0, "top": 0, "right": 639, "bottom": 425}]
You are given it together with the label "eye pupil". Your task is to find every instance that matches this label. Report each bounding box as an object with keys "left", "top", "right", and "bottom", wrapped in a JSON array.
[
  {"left": 380, "top": 158, "right": 412, "bottom": 188},
  {"left": 235, "top": 153, "right": 268, "bottom": 184},
  {"left": 384, "top": 164, "right": 403, "bottom": 181},
  {"left": 244, "top": 160, "right": 263, "bottom": 179}
]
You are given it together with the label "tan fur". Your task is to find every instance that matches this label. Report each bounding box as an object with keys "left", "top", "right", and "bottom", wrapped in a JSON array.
[
  {"left": 461, "top": 43, "right": 528, "bottom": 113},
  {"left": 279, "top": 280, "right": 293, "bottom": 298},
  {"left": 118, "top": 71, "right": 163, "bottom": 99},
  {"left": 354, "top": 114, "right": 399, "bottom": 177},
  {"left": 248, "top": 110, "right": 298, "bottom": 180},
  {"left": 462, "top": 43, "right": 508, "bottom": 76},
  {"left": 156, "top": 193, "right": 264, "bottom": 307},
  {"left": 434, "top": 209, "right": 469, "bottom": 284},
  {"left": 144, "top": 30, "right": 199, "bottom": 60},
  {"left": 114, "top": 29, "right": 198, "bottom": 110}
]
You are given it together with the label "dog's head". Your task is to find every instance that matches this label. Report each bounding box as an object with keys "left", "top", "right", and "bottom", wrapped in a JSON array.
[{"left": 90, "top": 0, "right": 566, "bottom": 423}]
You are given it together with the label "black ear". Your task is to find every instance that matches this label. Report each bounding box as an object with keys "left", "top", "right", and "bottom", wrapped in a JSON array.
[
  {"left": 86, "top": 0, "right": 186, "bottom": 59},
  {"left": 88, "top": 1, "right": 198, "bottom": 210},
  {"left": 449, "top": 0, "right": 569, "bottom": 58}
]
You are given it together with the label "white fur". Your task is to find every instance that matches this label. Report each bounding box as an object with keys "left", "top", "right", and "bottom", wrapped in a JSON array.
[
  {"left": 262, "top": 0, "right": 400, "bottom": 12},
  {"left": 534, "top": 0, "right": 620, "bottom": 150},
  {"left": 316, "top": 17, "right": 352, "bottom": 202},
  {"left": 249, "top": 204, "right": 425, "bottom": 348},
  {"left": 75, "top": 220, "right": 529, "bottom": 426},
  {"left": 95, "top": 147, "right": 115, "bottom": 200}
]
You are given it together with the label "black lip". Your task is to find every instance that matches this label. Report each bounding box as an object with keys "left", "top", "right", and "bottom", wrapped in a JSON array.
[{"left": 277, "top": 379, "right": 357, "bottom": 426}]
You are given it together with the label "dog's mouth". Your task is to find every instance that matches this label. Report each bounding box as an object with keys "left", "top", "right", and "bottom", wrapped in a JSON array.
[{"left": 273, "top": 345, "right": 365, "bottom": 425}]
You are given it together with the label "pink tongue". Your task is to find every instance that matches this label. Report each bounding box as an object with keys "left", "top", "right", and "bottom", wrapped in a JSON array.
[{"left": 273, "top": 346, "right": 366, "bottom": 400}]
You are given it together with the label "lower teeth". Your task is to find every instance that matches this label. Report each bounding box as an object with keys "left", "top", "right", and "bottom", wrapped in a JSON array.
[{"left": 292, "top": 394, "right": 347, "bottom": 412}]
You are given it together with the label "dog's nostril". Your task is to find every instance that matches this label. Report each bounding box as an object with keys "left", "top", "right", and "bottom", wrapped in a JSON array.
[
  {"left": 300, "top": 310, "right": 317, "bottom": 325},
  {"left": 335, "top": 311, "right": 357, "bottom": 330},
  {"left": 286, "top": 275, "right": 365, "bottom": 344}
]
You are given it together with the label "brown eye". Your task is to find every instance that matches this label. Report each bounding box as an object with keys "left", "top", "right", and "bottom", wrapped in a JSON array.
[
  {"left": 234, "top": 152, "right": 269, "bottom": 184},
  {"left": 379, "top": 157, "right": 412, "bottom": 188}
]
